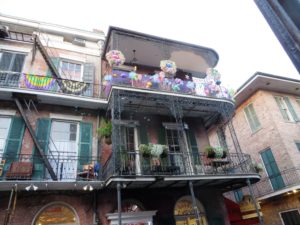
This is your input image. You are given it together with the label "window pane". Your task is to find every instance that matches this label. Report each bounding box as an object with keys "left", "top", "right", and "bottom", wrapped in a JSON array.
[
  {"left": 281, "top": 210, "right": 300, "bottom": 225},
  {"left": 11, "top": 54, "right": 25, "bottom": 72},
  {"left": 0, "top": 52, "right": 13, "bottom": 71}
]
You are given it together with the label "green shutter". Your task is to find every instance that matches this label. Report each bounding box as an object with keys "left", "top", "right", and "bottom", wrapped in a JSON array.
[
  {"left": 274, "top": 96, "right": 289, "bottom": 121},
  {"left": 186, "top": 128, "right": 200, "bottom": 165},
  {"left": 157, "top": 125, "right": 166, "bottom": 145},
  {"left": 32, "top": 118, "right": 51, "bottom": 179},
  {"left": 261, "top": 148, "right": 285, "bottom": 190},
  {"left": 78, "top": 122, "right": 92, "bottom": 168},
  {"left": 284, "top": 97, "right": 299, "bottom": 121},
  {"left": 46, "top": 57, "right": 60, "bottom": 76},
  {"left": 244, "top": 106, "right": 255, "bottom": 131},
  {"left": 139, "top": 125, "right": 148, "bottom": 144},
  {"left": 3, "top": 116, "right": 25, "bottom": 172}
]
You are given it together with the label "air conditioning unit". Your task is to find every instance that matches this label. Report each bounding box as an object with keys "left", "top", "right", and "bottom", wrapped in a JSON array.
[
  {"left": 0, "top": 25, "right": 9, "bottom": 38},
  {"left": 72, "top": 37, "right": 86, "bottom": 47}
]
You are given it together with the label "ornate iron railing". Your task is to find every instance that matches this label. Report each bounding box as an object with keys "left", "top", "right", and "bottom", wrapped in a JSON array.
[
  {"left": 102, "top": 151, "right": 257, "bottom": 180},
  {"left": 251, "top": 167, "right": 300, "bottom": 198},
  {"left": 0, "top": 153, "right": 101, "bottom": 181},
  {"left": 0, "top": 71, "right": 101, "bottom": 98}
]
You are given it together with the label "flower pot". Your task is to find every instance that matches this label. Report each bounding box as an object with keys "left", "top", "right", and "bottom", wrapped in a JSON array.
[{"left": 104, "top": 136, "right": 112, "bottom": 145}]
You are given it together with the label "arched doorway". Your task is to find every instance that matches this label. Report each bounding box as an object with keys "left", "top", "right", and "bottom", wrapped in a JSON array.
[
  {"left": 174, "top": 196, "right": 208, "bottom": 225},
  {"left": 32, "top": 202, "right": 80, "bottom": 225}
]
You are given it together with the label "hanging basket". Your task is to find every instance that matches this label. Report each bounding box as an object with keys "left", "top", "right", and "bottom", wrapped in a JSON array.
[
  {"left": 105, "top": 50, "right": 125, "bottom": 66},
  {"left": 160, "top": 60, "right": 177, "bottom": 75}
]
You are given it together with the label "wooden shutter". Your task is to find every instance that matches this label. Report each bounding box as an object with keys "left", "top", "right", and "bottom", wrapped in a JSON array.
[
  {"left": 157, "top": 125, "right": 166, "bottom": 145},
  {"left": 139, "top": 125, "right": 148, "bottom": 144},
  {"left": 244, "top": 104, "right": 260, "bottom": 132},
  {"left": 78, "top": 122, "right": 92, "bottom": 169},
  {"left": 32, "top": 118, "right": 51, "bottom": 179},
  {"left": 284, "top": 97, "right": 299, "bottom": 121},
  {"left": 46, "top": 57, "right": 60, "bottom": 76},
  {"left": 186, "top": 128, "right": 200, "bottom": 165},
  {"left": 3, "top": 116, "right": 25, "bottom": 171},
  {"left": 261, "top": 148, "right": 285, "bottom": 190},
  {"left": 83, "top": 63, "right": 95, "bottom": 96},
  {"left": 274, "top": 96, "right": 290, "bottom": 121}
]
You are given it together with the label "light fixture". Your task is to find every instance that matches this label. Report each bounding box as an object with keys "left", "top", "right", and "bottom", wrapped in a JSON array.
[
  {"left": 293, "top": 189, "right": 297, "bottom": 193},
  {"left": 83, "top": 184, "right": 93, "bottom": 191},
  {"left": 130, "top": 49, "right": 138, "bottom": 64},
  {"left": 25, "top": 184, "right": 38, "bottom": 191}
]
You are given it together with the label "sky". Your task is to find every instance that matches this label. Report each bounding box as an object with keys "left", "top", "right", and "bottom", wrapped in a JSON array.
[{"left": 1, "top": 0, "right": 299, "bottom": 89}]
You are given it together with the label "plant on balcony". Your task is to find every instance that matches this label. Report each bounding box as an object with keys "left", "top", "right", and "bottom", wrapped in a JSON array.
[
  {"left": 253, "top": 162, "right": 264, "bottom": 173},
  {"left": 105, "top": 50, "right": 125, "bottom": 66},
  {"left": 204, "top": 145, "right": 216, "bottom": 158},
  {"left": 97, "top": 118, "right": 112, "bottom": 145},
  {"left": 160, "top": 60, "right": 177, "bottom": 76},
  {"left": 139, "top": 144, "right": 151, "bottom": 158},
  {"left": 160, "top": 145, "right": 169, "bottom": 158}
]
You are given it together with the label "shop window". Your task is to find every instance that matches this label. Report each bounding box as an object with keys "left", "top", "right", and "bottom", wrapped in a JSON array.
[
  {"left": 33, "top": 203, "right": 79, "bottom": 225},
  {"left": 280, "top": 209, "right": 300, "bottom": 225}
]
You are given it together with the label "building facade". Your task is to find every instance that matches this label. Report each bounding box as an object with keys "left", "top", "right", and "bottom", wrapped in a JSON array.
[
  {"left": 0, "top": 14, "right": 259, "bottom": 225},
  {"left": 225, "top": 72, "right": 300, "bottom": 225}
]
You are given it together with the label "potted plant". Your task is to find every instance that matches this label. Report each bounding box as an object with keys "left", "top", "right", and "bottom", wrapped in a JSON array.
[
  {"left": 97, "top": 118, "right": 112, "bottom": 145},
  {"left": 253, "top": 162, "right": 264, "bottom": 173},
  {"left": 139, "top": 144, "right": 151, "bottom": 158},
  {"left": 204, "top": 145, "right": 216, "bottom": 158},
  {"left": 160, "top": 145, "right": 169, "bottom": 158}
]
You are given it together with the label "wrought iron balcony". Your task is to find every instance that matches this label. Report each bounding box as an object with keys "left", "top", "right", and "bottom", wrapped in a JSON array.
[
  {"left": 251, "top": 167, "right": 300, "bottom": 198},
  {"left": 0, "top": 153, "right": 101, "bottom": 182},
  {"left": 0, "top": 71, "right": 101, "bottom": 98},
  {"left": 102, "top": 69, "right": 233, "bottom": 100},
  {"left": 102, "top": 151, "right": 257, "bottom": 181}
]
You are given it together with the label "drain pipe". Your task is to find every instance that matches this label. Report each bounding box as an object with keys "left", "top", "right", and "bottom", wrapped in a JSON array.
[
  {"left": 246, "top": 179, "right": 264, "bottom": 225},
  {"left": 117, "top": 182, "right": 122, "bottom": 225},
  {"left": 189, "top": 181, "right": 200, "bottom": 225}
]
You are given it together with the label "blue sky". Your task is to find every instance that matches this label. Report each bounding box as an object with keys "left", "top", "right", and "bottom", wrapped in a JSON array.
[{"left": 1, "top": 0, "right": 299, "bottom": 89}]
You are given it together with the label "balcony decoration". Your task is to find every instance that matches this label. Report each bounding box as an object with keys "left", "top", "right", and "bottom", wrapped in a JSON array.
[
  {"left": 21, "top": 73, "right": 56, "bottom": 90},
  {"left": 253, "top": 162, "right": 264, "bottom": 173},
  {"left": 105, "top": 50, "right": 125, "bottom": 66},
  {"left": 204, "top": 146, "right": 227, "bottom": 159},
  {"left": 139, "top": 144, "right": 151, "bottom": 158},
  {"left": 160, "top": 60, "right": 177, "bottom": 76},
  {"left": 61, "top": 79, "right": 88, "bottom": 95},
  {"left": 97, "top": 118, "right": 112, "bottom": 145}
]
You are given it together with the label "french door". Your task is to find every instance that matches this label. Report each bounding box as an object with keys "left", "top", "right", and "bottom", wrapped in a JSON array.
[{"left": 48, "top": 120, "right": 79, "bottom": 180}]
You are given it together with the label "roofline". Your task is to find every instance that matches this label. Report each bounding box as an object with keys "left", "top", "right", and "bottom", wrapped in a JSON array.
[
  {"left": 102, "top": 26, "right": 219, "bottom": 65},
  {"left": 235, "top": 71, "right": 300, "bottom": 98},
  {"left": 0, "top": 13, "right": 105, "bottom": 41}
]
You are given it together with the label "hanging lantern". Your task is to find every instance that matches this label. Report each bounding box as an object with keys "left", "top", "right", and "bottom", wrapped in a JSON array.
[
  {"left": 160, "top": 60, "right": 177, "bottom": 76},
  {"left": 105, "top": 50, "right": 125, "bottom": 66}
]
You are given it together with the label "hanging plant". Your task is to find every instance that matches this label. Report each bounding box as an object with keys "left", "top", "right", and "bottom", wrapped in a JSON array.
[
  {"left": 253, "top": 162, "right": 264, "bottom": 173},
  {"left": 160, "top": 145, "right": 169, "bottom": 158},
  {"left": 105, "top": 50, "right": 125, "bottom": 66},
  {"left": 204, "top": 146, "right": 216, "bottom": 158},
  {"left": 97, "top": 118, "right": 112, "bottom": 145},
  {"left": 160, "top": 60, "right": 177, "bottom": 75},
  {"left": 139, "top": 144, "right": 151, "bottom": 158}
]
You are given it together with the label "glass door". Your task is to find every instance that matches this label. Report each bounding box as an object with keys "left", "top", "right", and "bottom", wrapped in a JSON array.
[{"left": 48, "top": 121, "right": 79, "bottom": 180}]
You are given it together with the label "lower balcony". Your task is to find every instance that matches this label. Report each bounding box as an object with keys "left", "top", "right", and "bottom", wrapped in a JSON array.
[
  {"left": 252, "top": 167, "right": 300, "bottom": 200},
  {"left": 0, "top": 153, "right": 103, "bottom": 191},
  {"left": 102, "top": 151, "right": 260, "bottom": 190}
]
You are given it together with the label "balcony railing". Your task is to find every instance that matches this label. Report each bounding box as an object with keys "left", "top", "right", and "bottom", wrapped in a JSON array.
[
  {"left": 102, "top": 151, "right": 256, "bottom": 180},
  {"left": 251, "top": 167, "right": 300, "bottom": 198},
  {"left": 0, "top": 153, "right": 101, "bottom": 181},
  {"left": 0, "top": 71, "right": 101, "bottom": 98},
  {"left": 102, "top": 69, "right": 233, "bottom": 100}
]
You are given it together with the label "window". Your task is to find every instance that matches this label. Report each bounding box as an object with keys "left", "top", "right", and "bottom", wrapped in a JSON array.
[
  {"left": 274, "top": 96, "right": 299, "bottom": 122},
  {"left": 244, "top": 103, "right": 261, "bottom": 132},
  {"left": 0, "top": 51, "right": 25, "bottom": 86},
  {"left": 60, "top": 61, "right": 83, "bottom": 81},
  {"left": 296, "top": 98, "right": 300, "bottom": 107},
  {"left": 280, "top": 209, "right": 300, "bottom": 225},
  {"left": 48, "top": 121, "right": 79, "bottom": 180},
  {"left": 0, "top": 117, "right": 11, "bottom": 157},
  {"left": 217, "top": 127, "right": 228, "bottom": 150},
  {"left": 233, "top": 189, "right": 243, "bottom": 203}
]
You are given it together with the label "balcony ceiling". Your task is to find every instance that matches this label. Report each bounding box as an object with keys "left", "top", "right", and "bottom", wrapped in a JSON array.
[{"left": 103, "top": 27, "right": 219, "bottom": 78}]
